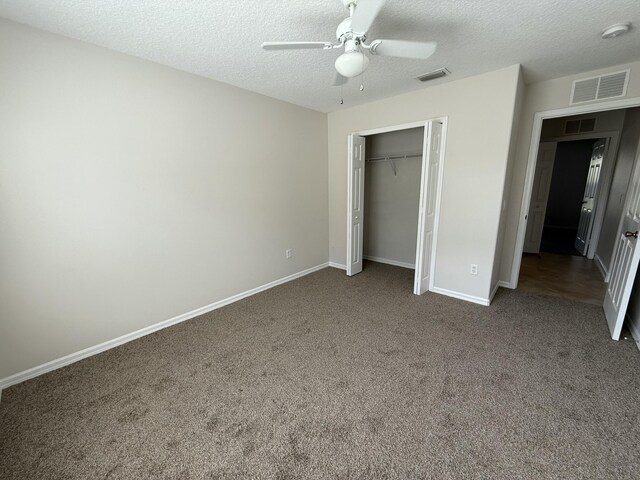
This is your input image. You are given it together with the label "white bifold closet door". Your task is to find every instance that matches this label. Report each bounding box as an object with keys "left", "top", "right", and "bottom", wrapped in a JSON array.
[
  {"left": 346, "top": 134, "right": 366, "bottom": 276},
  {"left": 414, "top": 121, "right": 443, "bottom": 294},
  {"left": 347, "top": 120, "right": 444, "bottom": 293}
]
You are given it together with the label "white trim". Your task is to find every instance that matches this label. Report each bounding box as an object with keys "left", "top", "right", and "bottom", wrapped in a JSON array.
[
  {"left": 0, "top": 262, "right": 330, "bottom": 390},
  {"left": 329, "top": 261, "right": 346, "bottom": 270},
  {"left": 356, "top": 120, "right": 428, "bottom": 137},
  {"left": 429, "top": 119, "right": 448, "bottom": 292},
  {"left": 594, "top": 254, "right": 608, "bottom": 280},
  {"left": 489, "top": 280, "right": 512, "bottom": 301},
  {"left": 431, "top": 286, "right": 491, "bottom": 306},
  {"left": 627, "top": 313, "right": 640, "bottom": 352},
  {"left": 489, "top": 282, "right": 505, "bottom": 302},
  {"left": 489, "top": 283, "right": 500, "bottom": 302},
  {"left": 510, "top": 95, "right": 640, "bottom": 288},
  {"left": 346, "top": 134, "right": 355, "bottom": 276},
  {"left": 347, "top": 116, "right": 448, "bottom": 295},
  {"left": 363, "top": 255, "right": 415, "bottom": 269},
  {"left": 413, "top": 121, "right": 432, "bottom": 294}
]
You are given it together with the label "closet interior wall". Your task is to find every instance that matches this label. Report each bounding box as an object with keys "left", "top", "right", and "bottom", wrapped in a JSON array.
[{"left": 363, "top": 127, "right": 424, "bottom": 268}]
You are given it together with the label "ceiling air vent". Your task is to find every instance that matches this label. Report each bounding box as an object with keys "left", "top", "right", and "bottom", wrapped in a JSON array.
[
  {"left": 570, "top": 69, "right": 630, "bottom": 104},
  {"left": 415, "top": 67, "right": 450, "bottom": 82}
]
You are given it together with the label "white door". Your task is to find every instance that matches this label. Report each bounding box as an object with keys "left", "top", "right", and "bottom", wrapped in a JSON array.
[
  {"left": 575, "top": 139, "right": 606, "bottom": 255},
  {"left": 414, "top": 121, "right": 444, "bottom": 294},
  {"left": 346, "top": 135, "right": 365, "bottom": 276},
  {"left": 603, "top": 138, "right": 640, "bottom": 340},
  {"left": 523, "top": 142, "right": 557, "bottom": 253}
]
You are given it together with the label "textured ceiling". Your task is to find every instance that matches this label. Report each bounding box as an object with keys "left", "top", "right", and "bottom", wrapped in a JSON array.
[{"left": 0, "top": 0, "right": 639, "bottom": 112}]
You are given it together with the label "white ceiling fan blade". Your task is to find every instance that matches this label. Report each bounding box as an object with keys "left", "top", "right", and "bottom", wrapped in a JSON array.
[
  {"left": 370, "top": 39, "right": 437, "bottom": 59},
  {"left": 332, "top": 72, "right": 348, "bottom": 86},
  {"left": 351, "top": 0, "right": 386, "bottom": 34},
  {"left": 262, "top": 42, "right": 334, "bottom": 50}
]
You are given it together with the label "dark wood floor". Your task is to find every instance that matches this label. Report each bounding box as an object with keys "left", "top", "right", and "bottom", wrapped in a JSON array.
[{"left": 518, "top": 253, "right": 606, "bottom": 306}]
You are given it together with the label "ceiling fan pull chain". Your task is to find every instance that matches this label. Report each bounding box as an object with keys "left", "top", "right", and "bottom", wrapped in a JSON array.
[
  {"left": 340, "top": 83, "right": 344, "bottom": 104},
  {"left": 360, "top": 55, "right": 365, "bottom": 91}
]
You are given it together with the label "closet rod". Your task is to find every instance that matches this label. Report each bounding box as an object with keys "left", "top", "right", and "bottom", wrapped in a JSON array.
[{"left": 366, "top": 152, "right": 423, "bottom": 162}]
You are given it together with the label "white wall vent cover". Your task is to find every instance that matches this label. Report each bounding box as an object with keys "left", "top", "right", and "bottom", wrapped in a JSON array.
[{"left": 570, "top": 69, "right": 630, "bottom": 105}]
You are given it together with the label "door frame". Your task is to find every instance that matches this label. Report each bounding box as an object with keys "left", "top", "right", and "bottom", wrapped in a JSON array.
[
  {"left": 346, "top": 117, "right": 448, "bottom": 293},
  {"left": 510, "top": 96, "right": 640, "bottom": 288}
]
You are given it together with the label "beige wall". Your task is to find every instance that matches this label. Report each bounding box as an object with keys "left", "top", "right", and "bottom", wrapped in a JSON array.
[
  {"left": 329, "top": 65, "right": 522, "bottom": 302},
  {"left": 491, "top": 72, "right": 526, "bottom": 292},
  {"left": 0, "top": 19, "right": 328, "bottom": 380},
  {"left": 500, "top": 61, "right": 640, "bottom": 283},
  {"left": 363, "top": 128, "right": 423, "bottom": 266}
]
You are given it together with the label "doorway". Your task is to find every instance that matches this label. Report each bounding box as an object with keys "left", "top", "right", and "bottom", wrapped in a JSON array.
[
  {"left": 363, "top": 127, "right": 423, "bottom": 270},
  {"left": 524, "top": 137, "right": 613, "bottom": 259},
  {"left": 345, "top": 119, "right": 447, "bottom": 295},
  {"left": 514, "top": 105, "right": 640, "bottom": 340}
]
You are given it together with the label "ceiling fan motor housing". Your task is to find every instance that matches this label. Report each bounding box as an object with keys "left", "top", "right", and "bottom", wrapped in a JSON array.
[{"left": 336, "top": 17, "right": 366, "bottom": 46}]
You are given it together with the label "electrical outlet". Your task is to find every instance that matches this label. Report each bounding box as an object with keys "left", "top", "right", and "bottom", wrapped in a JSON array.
[
  {"left": 285, "top": 249, "right": 292, "bottom": 259},
  {"left": 470, "top": 264, "right": 478, "bottom": 275}
]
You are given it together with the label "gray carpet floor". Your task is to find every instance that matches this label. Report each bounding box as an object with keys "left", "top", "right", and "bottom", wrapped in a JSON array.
[{"left": 1, "top": 262, "right": 639, "bottom": 479}]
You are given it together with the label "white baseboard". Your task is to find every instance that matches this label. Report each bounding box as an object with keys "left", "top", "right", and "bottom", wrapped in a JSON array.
[
  {"left": 0, "top": 262, "right": 330, "bottom": 390},
  {"left": 363, "top": 255, "right": 415, "bottom": 269},
  {"left": 627, "top": 312, "right": 640, "bottom": 352},
  {"left": 430, "top": 286, "right": 491, "bottom": 306},
  {"left": 489, "top": 282, "right": 500, "bottom": 303},
  {"left": 497, "top": 279, "right": 515, "bottom": 290},
  {"left": 594, "top": 254, "right": 608, "bottom": 281},
  {"left": 489, "top": 280, "right": 512, "bottom": 303},
  {"left": 328, "top": 261, "right": 346, "bottom": 270}
]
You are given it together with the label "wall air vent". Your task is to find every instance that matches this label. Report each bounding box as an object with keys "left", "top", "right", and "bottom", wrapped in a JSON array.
[
  {"left": 565, "top": 120, "right": 581, "bottom": 134},
  {"left": 415, "top": 68, "right": 450, "bottom": 82},
  {"left": 564, "top": 117, "right": 597, "bottom": 135},
  {"left": 564, "top": 117, "right": 596, "bottom": 135},
  {"left": 579, "top": 117, "right": 596, "bottom": 132},
  {"left": 597, "top": 71, "right": 629, "bottom": 99},
  {"left": 570, "top": 69, "right": 630, "bottom": 104}
]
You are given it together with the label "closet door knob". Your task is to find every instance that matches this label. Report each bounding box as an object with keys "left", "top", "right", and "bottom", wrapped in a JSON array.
[{"left": 624, "top": 231, "right": 638, "bottom": 239}]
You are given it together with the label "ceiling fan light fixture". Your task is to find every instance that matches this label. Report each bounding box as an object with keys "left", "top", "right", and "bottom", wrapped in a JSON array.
[{"left": 335, "top": 51, "right": 369, "bottom": 78}]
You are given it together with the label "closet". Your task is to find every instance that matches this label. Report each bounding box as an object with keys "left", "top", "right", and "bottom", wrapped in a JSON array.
[{"left": 363, "top": 127, "right": 424, "bottom": 269}]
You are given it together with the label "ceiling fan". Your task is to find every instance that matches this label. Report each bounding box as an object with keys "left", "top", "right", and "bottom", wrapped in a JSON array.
[{"left": 262, "top": 0, "right": 437, "bottom": 86}]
